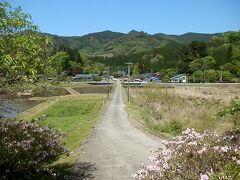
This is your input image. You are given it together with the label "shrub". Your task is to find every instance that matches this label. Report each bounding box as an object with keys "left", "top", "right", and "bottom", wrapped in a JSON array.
[
  {"left": 193, "top": 70, "right": 204, "bottom": 82},
  {"left": 205, "top": 69, "right": 217, "bottom": 82},
  {"left": 93, "top": 76, "right": 102, "bottom": 81},
  {"left": 162, "top": 75, "right": 170, "bottom": 83},
  {"left": 134, "top": 128, "right": 240, "bottom": 180},
  {"left": 0, "top": 118, "right": 68, "bottom": 179},
  {"left": 222, "top": 70, "right": 233, "bottom": 81}
]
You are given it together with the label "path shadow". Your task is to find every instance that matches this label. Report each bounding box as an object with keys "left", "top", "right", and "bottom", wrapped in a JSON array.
[{"left": 57, "top": 162, "right": 97, "bottom": 180}]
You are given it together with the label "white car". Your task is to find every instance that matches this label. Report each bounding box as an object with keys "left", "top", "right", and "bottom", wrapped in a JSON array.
[
  {"left": 141, "top": 81, "right": 148, "bottom": 85},
  {"left": 134, "top": 79, "right": 142, "bottom": 82}
]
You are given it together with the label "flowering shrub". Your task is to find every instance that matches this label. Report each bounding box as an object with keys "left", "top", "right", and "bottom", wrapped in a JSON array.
[
  {"left": 0, "top": 118, "right": 68, "bottom": 179},
  {"left": 134, "top": 128, "right": 240, "bottom": 180}
]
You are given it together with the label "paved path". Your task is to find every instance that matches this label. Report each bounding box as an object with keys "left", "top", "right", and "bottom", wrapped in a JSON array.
[
  {"left": 77, "top": 80, "right": 162, "bottom": 180},
  {"left": 64, "top": 87, "right": 81, "bottom": 95}
]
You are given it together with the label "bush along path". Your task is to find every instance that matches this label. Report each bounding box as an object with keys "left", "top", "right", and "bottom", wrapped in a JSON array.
[
  {"left": 77, "top": 80, "right": 162, "bottom": 180},
  {"left": 0, "top": 117, "right": 67, "bottom": 179},
  {"left": 134, "top": 128, "right": 240, "bottom": 180}
]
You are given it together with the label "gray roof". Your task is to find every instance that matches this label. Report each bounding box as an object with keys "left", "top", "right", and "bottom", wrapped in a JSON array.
[{"left": 170, "top": 74, "right": 186, "bottom": 79}]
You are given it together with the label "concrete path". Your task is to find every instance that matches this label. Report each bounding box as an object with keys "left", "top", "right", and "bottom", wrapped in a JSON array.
[
  {"left": 77, "top": 80, "right": 162, "bottom": 180},
  {"left": 64, "top": 87, "right": 81, "bottom": 95}
]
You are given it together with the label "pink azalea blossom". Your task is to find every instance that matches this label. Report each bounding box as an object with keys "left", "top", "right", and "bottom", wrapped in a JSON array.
[
  {"left": 135, "top": 128, "right": 240, "bottom": 180},
  {"left": 198, "top": 147, "right": 207, "bottom": 154},
  {"left": 188, "top": 141, "right": 197, "bottom": 146},
  {"left": 220, "top": 146, "right": 229, "bottom": 153},
  {"left": 200, "top": 174, "right": 209, "bottom": 180}
]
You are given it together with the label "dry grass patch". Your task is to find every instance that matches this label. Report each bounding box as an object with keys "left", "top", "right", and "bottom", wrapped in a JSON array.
[{"left": 128, "top": 84, "right": 239, "bottom": 137}]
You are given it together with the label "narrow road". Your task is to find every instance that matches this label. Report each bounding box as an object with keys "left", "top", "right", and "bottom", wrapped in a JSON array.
[{"left": 77, "top": 80, "right": 161, "bottom": 180}]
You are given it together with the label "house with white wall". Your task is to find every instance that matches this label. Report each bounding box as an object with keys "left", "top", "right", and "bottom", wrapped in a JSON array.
[{"left": 170, "top": 74, "right": 187, "bottom": 83}]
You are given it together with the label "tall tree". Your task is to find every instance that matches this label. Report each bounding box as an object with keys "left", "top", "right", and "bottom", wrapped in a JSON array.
[
  {"left": 193, "top": 70, "right": 204, "bottom": 82},
  {"left": 177, "top": 41, "right": 208, "bottom": 73},
  {"left": 189, "top": 56, "right": 216, "bottom": 73},
  {"left": 132, "top": 63, "right": 140, "bottom": 76},
  {"left": 0, "top": 1, "right": 52, "bottom": 84},
  {"left": 48, "top": 52, "right": 69, "bottom": 75},
  {"left": 225, "top": 31, "right": 240, "bottom": 44}
]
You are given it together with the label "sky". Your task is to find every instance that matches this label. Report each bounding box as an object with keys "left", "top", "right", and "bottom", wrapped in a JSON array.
[{"left": 11, "top": 0, "right": 240, "bottom": 36}]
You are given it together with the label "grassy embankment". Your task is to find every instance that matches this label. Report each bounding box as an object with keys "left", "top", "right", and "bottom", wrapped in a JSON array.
[
  {"left": 126, "top": 84, "right": 240, "bottom": 138},
  {"left": 2, "top": 81, "right": 114, "bottom": 175},
  {"left": 42, "top": 95, "right": 104, "bottom": 151},
  {"left": 17, "top": 92, "right": 106, "bottom": 177},
  {"left": 17, "top": 84, "right": 108, "bottom": 171},
  {"left": 21, "top": 94, "right": 105, "bottom": 155}
]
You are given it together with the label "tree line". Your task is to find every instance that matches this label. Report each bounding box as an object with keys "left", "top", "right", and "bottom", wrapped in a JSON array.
[{"left": 89, "top": 32, "right": 240, "bottom": 82}]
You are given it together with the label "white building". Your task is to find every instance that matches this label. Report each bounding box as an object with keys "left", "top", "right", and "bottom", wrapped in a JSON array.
[{"left": 170, "top": 74, "right": 187, "bottom": 83}]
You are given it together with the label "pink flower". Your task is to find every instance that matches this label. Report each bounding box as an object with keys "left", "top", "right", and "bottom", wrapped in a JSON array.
[
  {"left": 198, "top": 147, "right": 207, "bottom": 154},
  {"left": 188, "top": 141, "right": 197, "bottom": 146},
  {"left": 182, "top": 128, "right": 192, "bottom": 135},
  {"left": 213, "top": 146, "right": 219, "bottom": 151},
  {"left": 220, "top": 146, "right": 229, "bottom": 153},
  {"left": 200, "top": 174, "right": 209, "bottom": 180}
]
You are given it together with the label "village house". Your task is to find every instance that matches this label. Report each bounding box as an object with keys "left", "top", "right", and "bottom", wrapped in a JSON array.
[
  {"left": 72, "top": 74, "right": 93, "bottom": 81},
  {"left": 170, "top": 74, "right": 187, "bottom": 83}
]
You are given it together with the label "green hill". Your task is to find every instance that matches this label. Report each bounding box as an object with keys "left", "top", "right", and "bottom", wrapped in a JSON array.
[
  {"left": 169, "top": 32, "right": 222, "bottom": 44},
  {"left": 46, "top": 30, "right": 223, "bottom": 56}
]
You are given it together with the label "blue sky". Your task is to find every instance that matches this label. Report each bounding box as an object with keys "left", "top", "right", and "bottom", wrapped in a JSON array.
[{"left": 11, "top": 0, "right": 240, "bottom": 36}]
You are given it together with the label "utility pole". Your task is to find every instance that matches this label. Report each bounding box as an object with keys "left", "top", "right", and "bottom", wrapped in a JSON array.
[
  {"left": 125, "top": 62, "right": 133, "bottom": 103},
  {"left": 203, "top": 69, "right": 206, "bottom": 83},
  {"left": 107, "top": 67, "right": 110, "bottom": 99},
  {"left": 220, "top": 68, "right": 223, "bottom": 82}
]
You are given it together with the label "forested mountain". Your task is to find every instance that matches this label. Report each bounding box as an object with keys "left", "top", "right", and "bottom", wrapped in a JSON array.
[
  {"left": 154, "top": 32, "right": 222, "bottom": 44},
  {"left": 46, "top": 30, "right": 221, "bottom": 56}
]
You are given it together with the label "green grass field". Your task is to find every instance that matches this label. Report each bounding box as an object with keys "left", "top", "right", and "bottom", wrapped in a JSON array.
[
  {"left": 17, "top": 92, "right": 107, "bottom": 176},
  {"left": 41, "top": 97, "right": 104, "bottom": 151},
  {"left": 26, "top": 94, "right": 107, "bottom": 175}
]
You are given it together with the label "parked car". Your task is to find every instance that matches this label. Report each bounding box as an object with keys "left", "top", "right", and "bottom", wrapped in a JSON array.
[
  {"left": 134, "top": 79, "right": 142, "bottom": 82},
  {"left": 141, "top": 81, "right": 148, "bottom": 85},
  {"left": 152, "top": 78, "right": 161, "bottom": 83},
  {"left": 148, "top": 77, "right": 161, "bottom": 83}
]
